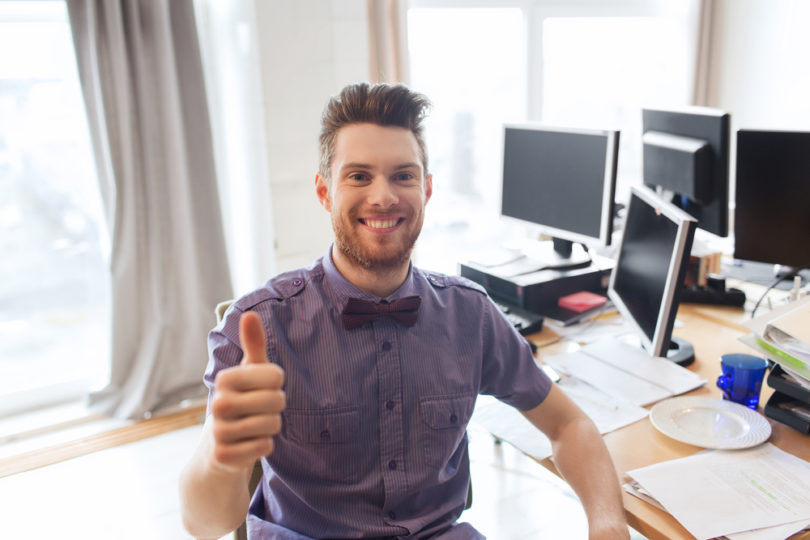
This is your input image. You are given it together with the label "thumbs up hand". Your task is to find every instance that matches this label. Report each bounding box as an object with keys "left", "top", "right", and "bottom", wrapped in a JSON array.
[{"left": 209, "top": 312, "right": 286, "bottom": 472}]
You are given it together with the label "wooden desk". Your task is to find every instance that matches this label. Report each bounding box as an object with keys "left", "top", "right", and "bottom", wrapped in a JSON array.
[{"left": 530, "top": 304, "right": 810, "bottom": 540}]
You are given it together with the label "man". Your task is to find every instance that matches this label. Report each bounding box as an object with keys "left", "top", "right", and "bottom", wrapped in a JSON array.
[{"left": 180, "top": 82, "right": 630, "bottom": 539}]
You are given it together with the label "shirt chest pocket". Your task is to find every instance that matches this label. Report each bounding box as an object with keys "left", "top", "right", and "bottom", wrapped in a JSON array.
[
  {"left": 419, "top": 394, "right": 475, "bottom": 470},
  {"left": 279, "top": 407, "right": 361, "bottom": 484}
]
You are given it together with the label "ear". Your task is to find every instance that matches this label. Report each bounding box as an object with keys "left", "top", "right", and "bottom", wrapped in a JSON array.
[
  {"left": 315, "top": 172, "right": 331, "bottom": 212},
  {"left": 424, "top": 173, "right": 433, "bottom": 204}
]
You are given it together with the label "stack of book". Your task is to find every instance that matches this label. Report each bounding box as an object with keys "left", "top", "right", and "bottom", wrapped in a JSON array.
[
  {"left": 683, "top": 249, "right": 722, "bottom": 287},
  {"left": 741, "top": 295, "right": 810, "bottom": 434}
]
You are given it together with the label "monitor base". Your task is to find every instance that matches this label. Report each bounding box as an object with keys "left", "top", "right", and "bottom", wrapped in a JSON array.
[
  {"left": 517, "top": 239, "right": 592, "bottom": 274},
  {"left": 665, "top": 336, "right": 695, "bottom": 367}
]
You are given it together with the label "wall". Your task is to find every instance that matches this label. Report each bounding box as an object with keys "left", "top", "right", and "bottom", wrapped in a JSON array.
[
  {"left": 708, "top": 0, "right": 810, "bottom": 130},
  {"left": 254, "top": 0, "right": 370, "bottom": 273}
]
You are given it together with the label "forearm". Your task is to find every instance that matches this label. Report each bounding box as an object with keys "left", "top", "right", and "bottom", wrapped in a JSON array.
[
  {"left": 550, "top": 416, "right": 628, "bottom": 538},
  {"left": 179, "top": 419, "right": 253, "bottom": 538}
]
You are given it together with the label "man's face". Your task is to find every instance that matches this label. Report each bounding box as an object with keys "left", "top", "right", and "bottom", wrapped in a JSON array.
[{"left": 316, "top": 123, "right": 432, "bottom": 272}]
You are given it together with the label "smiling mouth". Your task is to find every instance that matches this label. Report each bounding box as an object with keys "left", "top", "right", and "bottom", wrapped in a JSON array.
[{"left": 360, "top": 218, "right": 404, "bottom": 229}]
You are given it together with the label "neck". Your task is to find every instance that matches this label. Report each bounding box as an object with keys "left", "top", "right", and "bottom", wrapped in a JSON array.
[{"left": 331, "top": 249, "right": 410, "bottom": 298}]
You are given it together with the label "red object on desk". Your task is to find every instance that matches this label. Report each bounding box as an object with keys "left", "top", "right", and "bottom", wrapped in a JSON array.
[{"left": 557, "top": 291, "right": 607, "bottom": 313}]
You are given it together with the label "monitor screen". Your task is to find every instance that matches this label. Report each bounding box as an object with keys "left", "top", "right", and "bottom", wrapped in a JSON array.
[
  {"left": 642, "top": 107, "right": 730, "bottom": 237},
  {"left": 734, "top": 129, "right": 810, "bottom": 270},
  {"left": 501, "top": 124, "right": 619, "bottom": 249},
  {"left": 608, "top": 185, "right": 697, "bottom": 365}
]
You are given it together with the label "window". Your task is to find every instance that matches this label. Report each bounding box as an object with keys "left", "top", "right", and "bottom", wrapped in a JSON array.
[
  {"left": 408, "top": 1, "right": 700, "bottom": 271},
  {"left": 408, "top": 6, "right": 525, "bottom": 272},
  {"left": 0, "top": 1, "right": 110, "bottom": 415}
]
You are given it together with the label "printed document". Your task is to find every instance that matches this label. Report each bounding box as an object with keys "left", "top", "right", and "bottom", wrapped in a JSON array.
[{"left": 627, "top": 443, "right": 810, "bottom": 540}]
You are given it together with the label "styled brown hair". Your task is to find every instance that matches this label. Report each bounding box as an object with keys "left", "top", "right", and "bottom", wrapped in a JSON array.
[{"left": 318, "top": 82, "right": 431, "bottom": 181}]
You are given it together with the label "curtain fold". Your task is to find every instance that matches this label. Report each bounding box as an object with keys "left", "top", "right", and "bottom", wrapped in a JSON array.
[
  {"left": 67, "top": 0, "right": 233, "bottom": 419},
  {"left": 367, "top": 0, "right": 409, "bottom": 83},
  {"left": 691, "top": 0, "right": 716, "bottom": 106}
]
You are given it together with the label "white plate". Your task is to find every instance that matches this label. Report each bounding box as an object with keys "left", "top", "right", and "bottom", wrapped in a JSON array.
[{"left": 649, "top": 396, "right": 772, "bottom": 449}]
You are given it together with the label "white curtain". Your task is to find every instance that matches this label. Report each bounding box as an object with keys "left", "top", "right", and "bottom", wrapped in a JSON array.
[
  {"left": 367, "top": 0, "right": 409, "bottom": 83},
  {"left": 67, "top": 0, "right": 233, "bottom": 419}
]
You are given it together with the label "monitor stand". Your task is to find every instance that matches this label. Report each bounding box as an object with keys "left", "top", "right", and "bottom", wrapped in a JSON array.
[
  {"left": 617, "top": 333, "right": 695, "bottom": 367},
  {"left": 516, "top": 238, "right": 592, "bottom": 274},
  {"left": 665, "top": 337, "right": 695, "bottom": 367}
]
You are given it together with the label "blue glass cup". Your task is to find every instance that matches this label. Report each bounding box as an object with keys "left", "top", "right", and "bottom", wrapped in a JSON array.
[{"left": 716, "top": 354, "right": 768, "bottom": 409}]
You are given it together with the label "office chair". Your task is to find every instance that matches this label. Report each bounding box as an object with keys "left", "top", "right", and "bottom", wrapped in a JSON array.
[{"left": 214, "top": 300, "right": 472, "bottom": 540}]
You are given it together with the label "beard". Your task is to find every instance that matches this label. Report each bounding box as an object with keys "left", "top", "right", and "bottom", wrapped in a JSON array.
[{"left": 332, "top": 210, "right": 424, "bottom": 271}]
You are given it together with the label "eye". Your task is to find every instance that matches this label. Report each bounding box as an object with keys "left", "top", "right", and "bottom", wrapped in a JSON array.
[
  {"left": 394, "top": 172, "right": 415, "bottom": 181},
  {"left": 348, "top": 173, "right": 368, "bottom": 182}
]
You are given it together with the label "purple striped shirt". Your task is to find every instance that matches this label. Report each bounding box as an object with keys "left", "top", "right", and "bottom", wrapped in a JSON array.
[{"left": 204, "top": 247, "right": 552, "bottom": 539}]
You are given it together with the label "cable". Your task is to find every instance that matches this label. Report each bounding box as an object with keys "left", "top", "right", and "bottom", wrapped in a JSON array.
[{"left": 750, "top": 264, "right": 810, "bottom": 318}]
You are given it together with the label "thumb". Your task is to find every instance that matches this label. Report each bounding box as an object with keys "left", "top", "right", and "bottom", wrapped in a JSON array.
[{"left": 239, "top": 311, "right": 269, "bottom": 365}]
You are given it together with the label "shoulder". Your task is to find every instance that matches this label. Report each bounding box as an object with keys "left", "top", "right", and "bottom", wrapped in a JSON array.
[
  {"left": 414, "top": 268, "right": 488, "bottom": 297},
  {"left": 226, "top": 260, "right": 326, "bottom": 318}
]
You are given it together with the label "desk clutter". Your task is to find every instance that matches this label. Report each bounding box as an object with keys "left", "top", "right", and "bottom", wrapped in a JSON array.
[{"left": 740, "top": 295, "right": 810, "bottom": 434}]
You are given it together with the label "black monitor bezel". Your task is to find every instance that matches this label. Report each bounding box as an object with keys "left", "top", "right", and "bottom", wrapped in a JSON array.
[
  {"left": 608, "top": 185, "right": 697, "bottom": 358},
  {"left": 500, "top": 123, "right": 619, "bottom": 248},
  {"left": 642, "top": 107, "right": 730, "bottom": 238}
]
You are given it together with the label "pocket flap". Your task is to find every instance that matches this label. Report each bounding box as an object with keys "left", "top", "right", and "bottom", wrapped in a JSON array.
[{"left": 419, "top": 395, "right": 475, "bottom": 430}]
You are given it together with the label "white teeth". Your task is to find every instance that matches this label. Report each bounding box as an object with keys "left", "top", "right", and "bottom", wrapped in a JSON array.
[{"left": 365, "top": 219, "right": 397, "bottom": 229}]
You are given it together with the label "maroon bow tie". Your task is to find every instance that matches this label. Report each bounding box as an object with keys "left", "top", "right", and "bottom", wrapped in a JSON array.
[{"left": 341, "top": 296, "right": 421, "bottom": 330}]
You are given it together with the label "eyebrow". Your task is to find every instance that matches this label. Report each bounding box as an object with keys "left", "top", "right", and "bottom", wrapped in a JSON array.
[{"left": 340, "top": 162, "right": 422, "bottom": 172}]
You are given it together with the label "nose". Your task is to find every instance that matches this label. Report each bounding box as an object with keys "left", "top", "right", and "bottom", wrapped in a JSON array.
[{"left": 366, "top": 176, "right": 399, "bottom": 207}]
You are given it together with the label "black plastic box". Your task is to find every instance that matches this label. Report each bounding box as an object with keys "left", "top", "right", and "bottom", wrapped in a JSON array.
[{"left": 764, "top": 391, "right": 810, "bottom": 435}]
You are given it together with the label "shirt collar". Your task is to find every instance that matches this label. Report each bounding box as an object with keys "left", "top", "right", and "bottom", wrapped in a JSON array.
[{"left": 322, "top": 244, "right": 419, "bottom": 303}]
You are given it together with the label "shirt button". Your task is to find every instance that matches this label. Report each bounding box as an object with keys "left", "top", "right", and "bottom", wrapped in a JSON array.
[
  {"left": 388, "top": 460, "right": 397, "bottom": 470},
  {"left": 385, "top": 400, "right": 395, "bottom": 410},
  {"left": 320, "top": 429, "right": 330, "bottom": 441},
  {"left": 450, "top": 414, "right": 458, "bottom": 424},
  {"left": 382, "top": 341, "right": 392, "bottom": 351},
  {"left": 292, "top": 278, "right": 302, "bottom": 286}
]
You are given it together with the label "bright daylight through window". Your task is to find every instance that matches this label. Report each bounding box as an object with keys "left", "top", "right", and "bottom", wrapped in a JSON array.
[
  {"left": 0, "top": 1, "right": 109, "bottom": 416},
  {"left": 408, "top": 2, "right": 697, "bottom": 271}
]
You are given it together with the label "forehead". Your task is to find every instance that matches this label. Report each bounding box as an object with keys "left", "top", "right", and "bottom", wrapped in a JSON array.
[{"left": 332, "top": 123, "right": 423, "bottom": 171}]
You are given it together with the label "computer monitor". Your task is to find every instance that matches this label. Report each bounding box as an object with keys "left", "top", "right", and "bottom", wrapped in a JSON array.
[
  {"left": 642, "top": 107, "right": 730, "bottom": 237},
  {"left": 608, "top": 185, "right": 698, "bottom": 366},
  {"left": 500, "top": 123, "right": 619, "bottom": 270},
  {"left": 734, "top": 129, "right": 810, "bottom": 274}
]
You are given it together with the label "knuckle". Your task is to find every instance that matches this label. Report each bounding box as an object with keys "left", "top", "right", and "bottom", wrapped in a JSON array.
[
  {"left": 210, "top": 395, "right": 232, "bottom": 418},
  {"left": 212, "top": 421, "right": 230, "bottom": 443},
  {"left": 267, "top": 414, "right": 283, "bottom": 436},
  {"left": 262, "top": 438, "right": 275, "bottom": 457},
  {"left": 270, "top": 364, "right": 285, "bottom": 386},
  {"left": 275, "top": 390, "right": 287, "bottom": 411}
]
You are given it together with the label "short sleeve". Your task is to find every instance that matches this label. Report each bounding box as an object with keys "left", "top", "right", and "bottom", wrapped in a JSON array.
[{"left": 478, "top": 299, "right": 552, "bottom": 411}]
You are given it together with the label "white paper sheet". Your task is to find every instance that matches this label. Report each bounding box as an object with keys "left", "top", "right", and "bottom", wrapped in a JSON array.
[
  {"left": 544, "top": 338, "right": 706, "bottom": 407},
  {"left": 627, "top": 443, "right": 810, "bottom": 540},
  {"left": 470, "top": 381, "right": 648, "bottom": 462}
]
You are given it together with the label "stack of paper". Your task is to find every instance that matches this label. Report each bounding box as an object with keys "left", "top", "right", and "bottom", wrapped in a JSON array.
[
  {"left": 625, "top": 443, "right": 810, "bottom": 540},
  {"left": 741, "top": 295, "right": 810, "bottom": 387},
  {"left": 544, "top": 338, "right": 706, "bottom": 407}
]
